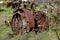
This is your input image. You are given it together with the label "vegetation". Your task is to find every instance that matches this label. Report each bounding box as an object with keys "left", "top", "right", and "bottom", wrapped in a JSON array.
[{"left": 0, "top": 0, "right": 60, "bottom": 40}]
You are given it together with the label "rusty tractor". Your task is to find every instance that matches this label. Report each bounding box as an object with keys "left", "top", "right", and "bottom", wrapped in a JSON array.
[{"left": 5, "top": 2, "right": 50, "bottom": 35}]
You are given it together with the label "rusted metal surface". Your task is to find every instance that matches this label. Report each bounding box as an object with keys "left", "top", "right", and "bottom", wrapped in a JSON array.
[
  {"left": 10, "top": 7, "right": 49, "bottom": 34},
  {"left": 34, "top": 11, "right": 49, "bottom": 32},
  {"left": 11, "top": 8, "right": 35, "bottom": 34},
  {"left": 22, "top": 8, "right": 35, "bottom": 28},
  {"left": 21, "top": 8, "right": 35, "bottom": 33},
  {"left": 11, "top": 13, "right": 22, "bottom": 34}
]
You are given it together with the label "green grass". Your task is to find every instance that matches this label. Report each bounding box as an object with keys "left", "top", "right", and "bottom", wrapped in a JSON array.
[{"left": 0, "top": 7, "right": 13, "bottom": 40}]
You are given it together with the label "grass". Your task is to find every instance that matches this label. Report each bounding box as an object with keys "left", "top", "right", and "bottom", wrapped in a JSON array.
[
  {"left": 0, "top": 5, "right": 60, "bottom": 40},
  {"left": 0, "top": 7, "right": 13, "bottom": 40}
]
